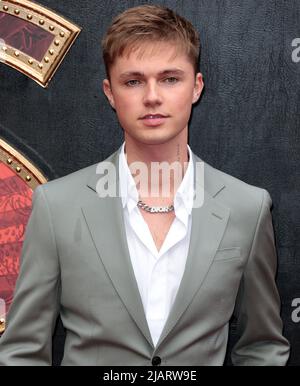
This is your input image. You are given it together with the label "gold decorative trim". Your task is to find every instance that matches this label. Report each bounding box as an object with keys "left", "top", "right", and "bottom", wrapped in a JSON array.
[
  {"left": 0, "top": 318, "right": 5, "bottom": 334},
  {"left": 0, "top": 0, "right": 81, "bottom": 87},
  {"left": 0, "top": 138, "right": 48, "bottom": 189},
  {"left": 0, "top": 139, "right": 47, "bottom": 335}
]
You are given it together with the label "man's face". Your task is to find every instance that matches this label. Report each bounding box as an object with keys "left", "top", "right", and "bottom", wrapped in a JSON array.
[{"left": 103, "top": 42, "right": 204, "bottom": 147}]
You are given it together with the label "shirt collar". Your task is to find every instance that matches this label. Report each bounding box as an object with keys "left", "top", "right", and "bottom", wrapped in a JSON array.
[
  {"left": 119, "top": 142, "right": 194, "bottom": 226},
  {"left": 119, "top": 142, "right": 139, "bottom": 212}
]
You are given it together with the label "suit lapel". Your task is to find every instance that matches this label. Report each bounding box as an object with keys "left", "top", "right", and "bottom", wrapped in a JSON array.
[
  {"left": 155, "top": 154, "right": 230, "bottom": 349},
  {"left": 82, "top": 150, "right": 154, "bottom": 347}
]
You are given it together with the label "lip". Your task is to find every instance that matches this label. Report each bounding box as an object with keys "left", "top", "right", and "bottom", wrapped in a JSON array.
[{"left": 139, "top": 114, "right": 169, "bottom": 127}]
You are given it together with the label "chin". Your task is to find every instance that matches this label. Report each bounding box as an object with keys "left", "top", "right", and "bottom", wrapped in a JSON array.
[
  {"left": 135, "top": 135, "right": 175, "bottom": 147},
  {"left": 131, "top": 129, "right": 182, "bottom": 146}
]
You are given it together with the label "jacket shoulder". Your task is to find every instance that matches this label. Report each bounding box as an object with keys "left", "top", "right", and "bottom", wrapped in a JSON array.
[
  {"left": 202, "top": 160, "right": 271, "bottom": 211},
  {"left": 38, "top": 151, "right": 118, "bottom": 195},
  {"left": 36, "top": 149, "right": 119, "bottom": 201}
]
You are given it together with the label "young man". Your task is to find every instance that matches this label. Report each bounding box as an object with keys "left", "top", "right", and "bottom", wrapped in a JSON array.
[{"left": 0, "top": 5, "right": 290, "bottom": 365}]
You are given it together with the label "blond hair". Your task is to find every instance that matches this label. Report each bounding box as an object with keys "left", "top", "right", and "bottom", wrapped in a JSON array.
[{"left": 102, "top": 5, "right": 200, "bottom": 77}]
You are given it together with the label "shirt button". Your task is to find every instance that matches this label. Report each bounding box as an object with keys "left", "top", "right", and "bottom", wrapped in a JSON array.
[{"left": 152, "top": 356, "right": 161, "bottom": 366}]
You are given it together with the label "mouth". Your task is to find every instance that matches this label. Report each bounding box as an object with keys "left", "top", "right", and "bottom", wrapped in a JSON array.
[
  {"left": 139, "top": 114, "right": 170, "bottom": 127},
  {"left": 141, "top": 114, "right": 168, "bottom": 119}
]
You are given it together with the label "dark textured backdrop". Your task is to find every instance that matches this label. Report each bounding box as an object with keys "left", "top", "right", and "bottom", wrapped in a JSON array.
[{"left": 0, "top": 0, "right": 299, "bottom": 365}]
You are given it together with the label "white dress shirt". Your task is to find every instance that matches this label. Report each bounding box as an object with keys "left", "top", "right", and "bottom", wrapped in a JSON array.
[{"left": 119, "top": 142, "right": 194, "bottom": 346}]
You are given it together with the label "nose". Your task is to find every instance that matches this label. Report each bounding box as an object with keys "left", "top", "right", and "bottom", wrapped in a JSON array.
[{"left": 143, "top": 81, "right": 162, "bottom": 107}]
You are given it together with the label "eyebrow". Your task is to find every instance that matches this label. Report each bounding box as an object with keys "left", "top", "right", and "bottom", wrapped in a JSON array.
[{"left": 119, "top": 69, "right": 185, "bottom": 79}]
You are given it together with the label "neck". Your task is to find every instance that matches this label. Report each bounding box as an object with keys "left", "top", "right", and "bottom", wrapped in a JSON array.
[
  {"left": 125, "top": 134, "right": 188, "bottom": 165},
  {"left": 124, "top": 131, "right": 189, "bottom": 201}
]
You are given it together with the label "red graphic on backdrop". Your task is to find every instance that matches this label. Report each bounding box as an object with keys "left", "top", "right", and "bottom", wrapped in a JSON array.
[
  {"left": 0, "top": 161, "right": 32, "bottom": 314},
  {"left": 0, "top": 11, "right": 54, "bottom": 61}
]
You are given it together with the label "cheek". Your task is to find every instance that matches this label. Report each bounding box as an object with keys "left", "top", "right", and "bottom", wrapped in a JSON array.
[
  {"left": 113, "top": 93, "right": 140, "bottom": 128},
  {"left": 114, "top": 91, "right": 140, "bottom": 112},
  {"left": 170, "top": 89, "right": 194, "bottom": 112}
]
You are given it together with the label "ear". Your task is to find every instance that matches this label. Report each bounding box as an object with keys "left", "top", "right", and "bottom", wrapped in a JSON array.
[
  {"left": 103, "top": 79, "right": 115, "bottom": 109},
  {"left": 192, "top": 72, "right": 204, "bottom": 104}
]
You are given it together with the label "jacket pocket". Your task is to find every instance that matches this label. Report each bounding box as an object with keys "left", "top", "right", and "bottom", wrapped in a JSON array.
[{"left": 214, "top": 247, "right": 241, "bottom": 261}]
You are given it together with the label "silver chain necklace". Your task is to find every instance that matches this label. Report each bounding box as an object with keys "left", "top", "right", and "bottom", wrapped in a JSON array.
[{"left": 137, "top": 200, "right": 174, "bottom": 213}]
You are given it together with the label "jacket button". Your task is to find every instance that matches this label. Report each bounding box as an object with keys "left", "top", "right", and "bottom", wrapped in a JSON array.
[{"left": 152, "top": 356, "right": 161, "bottom": 366}]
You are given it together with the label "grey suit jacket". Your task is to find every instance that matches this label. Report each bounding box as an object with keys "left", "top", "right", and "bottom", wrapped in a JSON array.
[{"left": 0, "top": 147, "right": 290, "bottom": 365}]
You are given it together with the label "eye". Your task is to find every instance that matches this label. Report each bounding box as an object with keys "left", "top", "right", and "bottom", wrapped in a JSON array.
[
  {"left": 163, "top": 77, "right": 179, "bottom": 84},
  {"left": 125, "top": 79, "right": 141, "bottom": 87}
]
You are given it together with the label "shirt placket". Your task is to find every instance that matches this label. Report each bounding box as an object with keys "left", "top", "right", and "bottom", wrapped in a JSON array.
[{"left": 146, "top": 254, "right": 168, "bottom": 346}]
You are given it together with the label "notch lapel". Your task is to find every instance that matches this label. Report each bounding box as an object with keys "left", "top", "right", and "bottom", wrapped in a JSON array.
[
  {"left": 82, "top": 150, "right": 154, "bottom": 347},
  {"left": 155, "top": 155, "right": 230, "bottom": 349}
]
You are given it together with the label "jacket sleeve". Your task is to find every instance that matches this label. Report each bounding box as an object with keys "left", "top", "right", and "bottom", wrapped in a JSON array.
[
  {"left": 231, "top": 189, "right": 290, "bottom": 366},
  {"left": 0, "top": 185, "right": 60, "bottom": 365}
]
